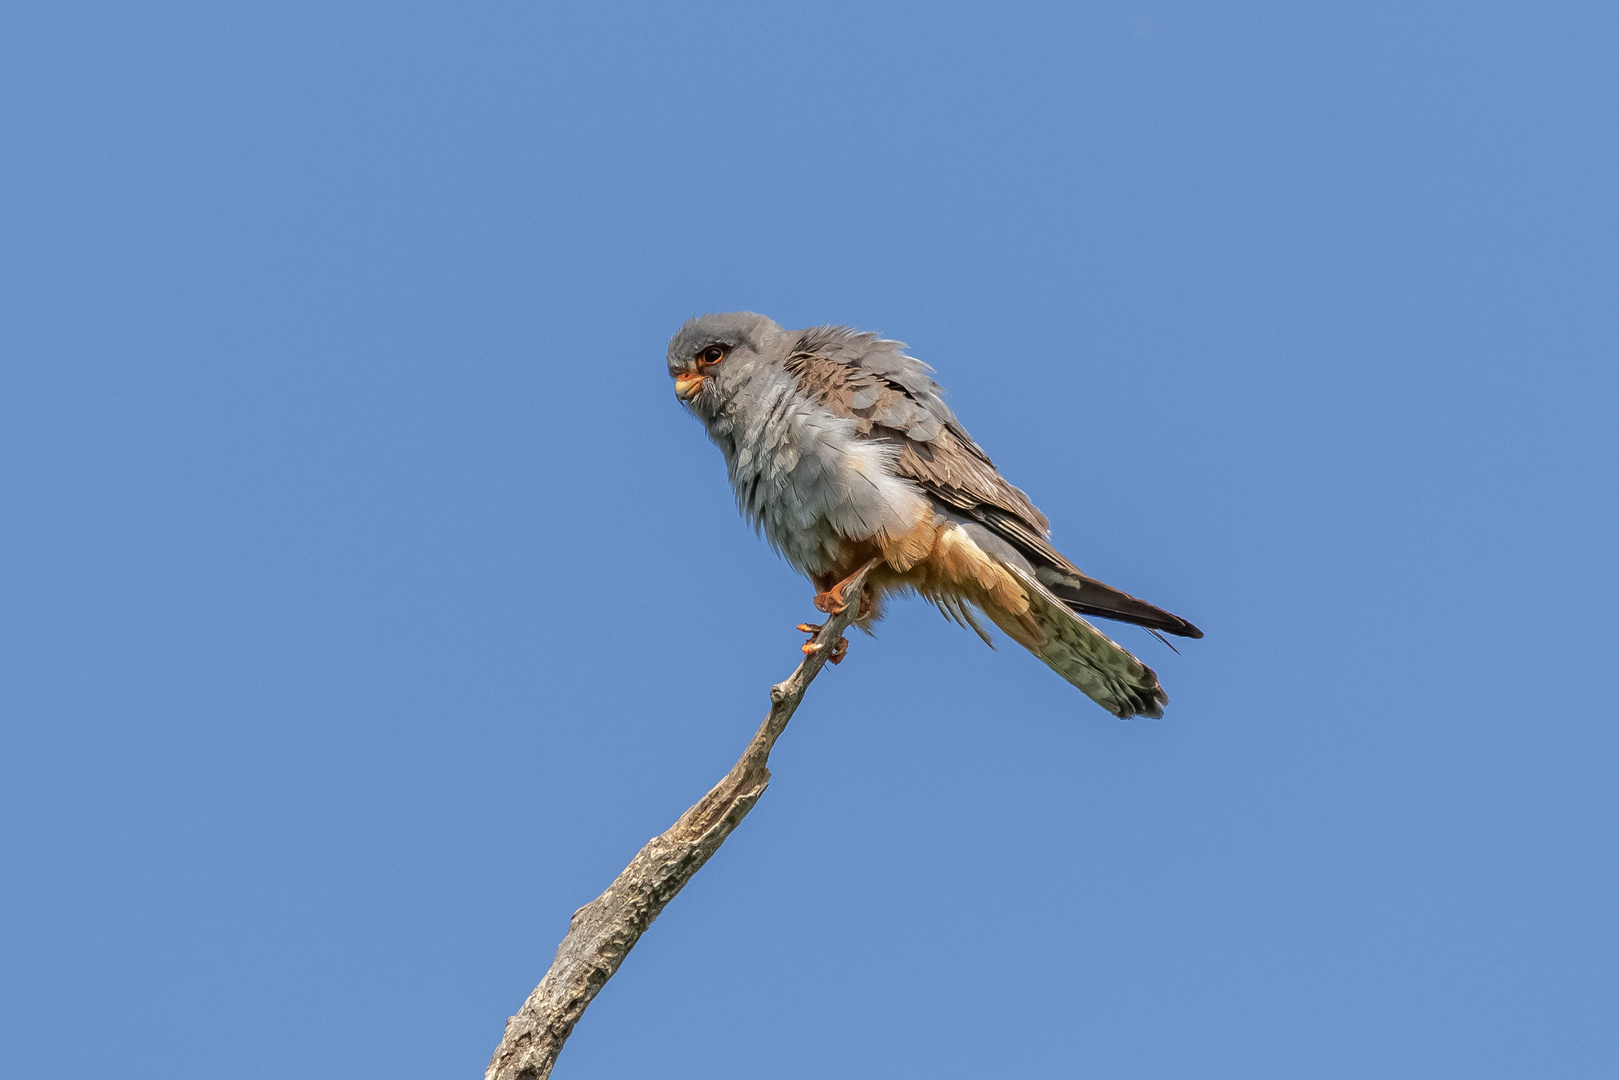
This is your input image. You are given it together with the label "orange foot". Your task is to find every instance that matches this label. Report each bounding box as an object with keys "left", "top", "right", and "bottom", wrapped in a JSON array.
[
  {"left": 812, "top": 561, "right": 881, "bottom": 616},
  {"left": 810, "top": 586, "right": 847, "bottom": 616},
  {"left": 796, "top": 622, "right": 850, "bottom": 664}
]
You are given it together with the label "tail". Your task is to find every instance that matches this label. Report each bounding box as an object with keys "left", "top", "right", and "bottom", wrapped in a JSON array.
[
  {"left": 965, "top": 505, "right": 1201, "bottom": 638},
  {"left": 985, "top": 562, "right": 1170, "bottom": 719},
  {"left": 1035, "top": 565, "right": 1203, "bottom": 639}
]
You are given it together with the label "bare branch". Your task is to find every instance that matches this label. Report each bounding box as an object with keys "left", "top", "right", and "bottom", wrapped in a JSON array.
[{"left": 485, "top": 563, "right": 878, "bottom": 1080}]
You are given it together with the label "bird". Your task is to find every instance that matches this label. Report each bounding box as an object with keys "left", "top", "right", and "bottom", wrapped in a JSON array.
[{"left": 666, "top": 312, "right": 1201, "bottom": 718}]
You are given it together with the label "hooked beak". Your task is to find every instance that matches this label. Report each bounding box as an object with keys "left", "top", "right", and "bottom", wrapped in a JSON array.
[{"left": 673, "top": 372, "right": 707, "bottom": 402}]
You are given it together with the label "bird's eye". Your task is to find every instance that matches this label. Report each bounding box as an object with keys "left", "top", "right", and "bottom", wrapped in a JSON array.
[{"left": 697, "top": 346, "right": 726, "bottom": 366}]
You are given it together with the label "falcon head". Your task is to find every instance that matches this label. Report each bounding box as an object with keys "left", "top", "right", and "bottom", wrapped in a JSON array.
[{"left": 666, "top": 311, "right": 786, "bottom": 417}]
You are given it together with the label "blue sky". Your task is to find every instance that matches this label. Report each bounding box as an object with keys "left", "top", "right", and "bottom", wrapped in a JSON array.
[{"left": 2, "top": 2, "right": 1615, "bottom": 1077}]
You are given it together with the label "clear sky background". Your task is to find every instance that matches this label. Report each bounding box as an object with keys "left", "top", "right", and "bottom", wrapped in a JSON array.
[{"left": 2, "top": 3, "right": 1615, "bottom": 1077}]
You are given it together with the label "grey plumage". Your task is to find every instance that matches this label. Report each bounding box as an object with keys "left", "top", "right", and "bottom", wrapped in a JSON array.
[{"left": 667, "top": 312, "right": 1200, "bottom": 718}]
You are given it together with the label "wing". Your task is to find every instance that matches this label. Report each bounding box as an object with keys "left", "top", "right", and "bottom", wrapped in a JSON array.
[
  {"left": 784, "top": 327, "right": 1202, "bottom": 640},
  {"left": 784, "top": 327, "right": 1048, "bottom": 531}
]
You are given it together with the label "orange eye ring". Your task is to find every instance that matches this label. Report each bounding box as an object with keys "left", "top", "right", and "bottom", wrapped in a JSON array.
[{"left": 697, "top": 345, "right": 726, "bottom": 368}]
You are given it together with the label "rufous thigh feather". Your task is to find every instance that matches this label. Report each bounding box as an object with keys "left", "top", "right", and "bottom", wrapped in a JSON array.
[{"left": 872, "top": 519, "right": 1037, "bottom": 637}]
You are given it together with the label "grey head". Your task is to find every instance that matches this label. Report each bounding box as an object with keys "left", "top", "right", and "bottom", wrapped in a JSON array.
[{"left": 666, "top": 312, "right": 792, "bottom": 423}]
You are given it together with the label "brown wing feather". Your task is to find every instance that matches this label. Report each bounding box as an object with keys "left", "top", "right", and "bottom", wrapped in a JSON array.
[
  {"left": 782, "top": 350, "right": 1050, "bottom": 535},
  {"left": 783, "top": 347, "right": 1204, "bottom": 641}
]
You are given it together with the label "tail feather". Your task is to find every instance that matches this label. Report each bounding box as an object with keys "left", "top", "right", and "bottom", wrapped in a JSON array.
[{"left": 992, "top": 563, "right": 1169, "bottom": 719}]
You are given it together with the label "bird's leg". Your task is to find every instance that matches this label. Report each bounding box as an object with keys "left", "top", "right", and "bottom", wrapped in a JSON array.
[
  {"left": 809, "top": 574, "right": 838, "bottom": 614},
  {"left": 811, "top": 584, "right": 847, "bottom": 615},
  {"left": 802, "top": 559, "right": 878, "bottom": 663},
  {"left": 812, "top": 559, "right": 882, "bottom": 616},
  {"left": 802, "top": 576, "right": 836, "bottom": 653}
]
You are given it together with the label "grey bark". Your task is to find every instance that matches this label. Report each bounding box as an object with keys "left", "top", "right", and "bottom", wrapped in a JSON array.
[{"left": 485, "top": 565, "right": 876, "bottom": 1080}]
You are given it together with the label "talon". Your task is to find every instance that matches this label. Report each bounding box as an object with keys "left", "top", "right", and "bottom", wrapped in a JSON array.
[
  {"left": 800, "top": 619, "right": 847, "bottom": 661},
  {"left": 812, "top": 580, "right": 854, "bottom": 615},
  {"left": 811, "top": 589, "right": 846, "bottom": 615}
]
